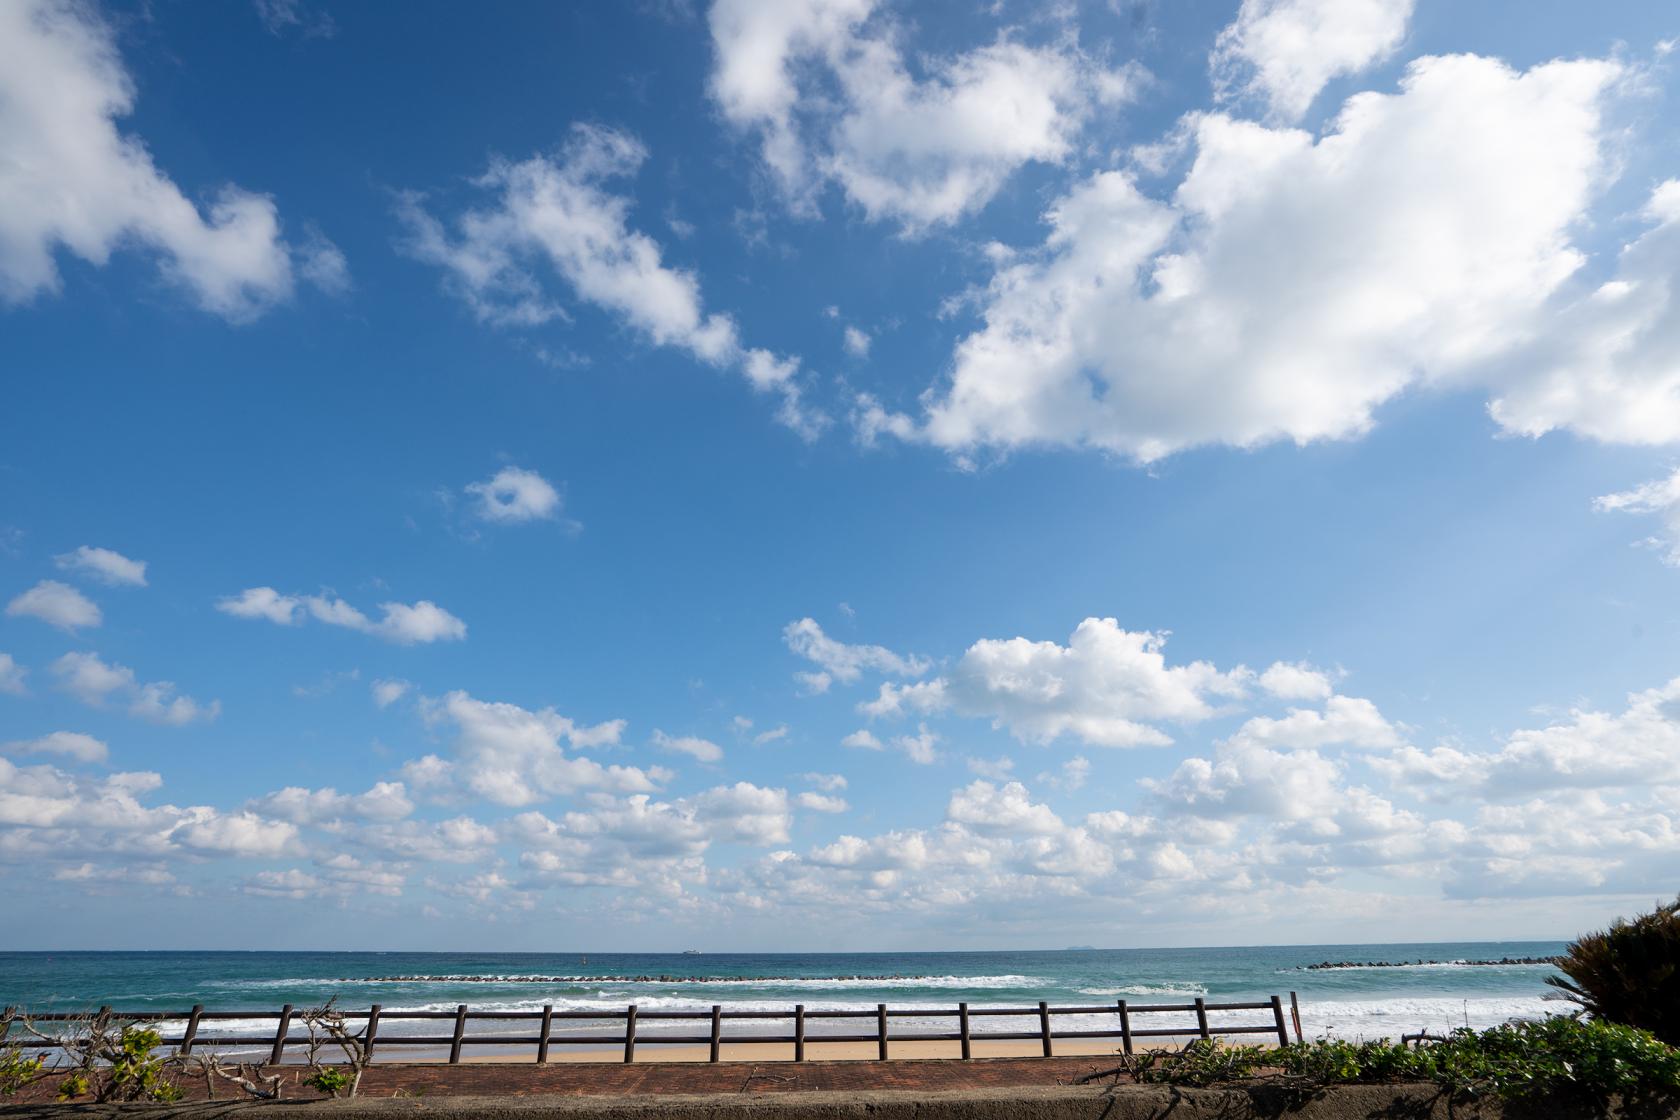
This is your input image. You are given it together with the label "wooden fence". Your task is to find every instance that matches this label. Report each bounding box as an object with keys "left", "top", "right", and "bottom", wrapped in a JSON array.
[{"left": 6, "top": 995, "right": 1300, "bottom": 1064}]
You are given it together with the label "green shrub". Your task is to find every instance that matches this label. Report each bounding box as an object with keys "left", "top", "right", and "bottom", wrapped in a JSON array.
[
  {"left": 1110, "top": 1016, "right": 1680, "bottom": 1103},
  {"left": 1547, "top": 896, "right": 1680, "bottom": 1044},
  {"left": 306, "top": 1065, "right": 353, "bottom": 1097},
  {"left": 0, "top": 1049, "right": 44, "bottom": 1096},
  {"left": 102, "top": 1027, "right": 183, "bottom": 1102}
]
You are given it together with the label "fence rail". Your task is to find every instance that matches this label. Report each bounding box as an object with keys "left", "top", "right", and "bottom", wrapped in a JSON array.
[{"left": 3, "top": 996, "right": 1298, "bottom": 1064}]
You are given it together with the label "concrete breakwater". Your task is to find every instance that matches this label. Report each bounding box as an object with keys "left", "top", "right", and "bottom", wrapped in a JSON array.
[
  {"left": 331, "top": 974, "right": 938, "bottom": 985},
  {"left": 1300, "top": 957, "right": 1561, "bottom": 971}
]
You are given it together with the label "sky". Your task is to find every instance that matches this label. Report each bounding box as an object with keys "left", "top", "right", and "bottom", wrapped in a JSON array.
[{"left": 3, "top": 0, "right": 1680, "bottom": 952}]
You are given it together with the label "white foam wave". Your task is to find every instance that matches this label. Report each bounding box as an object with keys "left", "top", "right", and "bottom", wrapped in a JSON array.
[
  {"left": 1078, "top": 985, "right": 1208, "bottom": 997},
  {"left": 1304, "top": 996, "right": 1569, "bottom": 1040}
]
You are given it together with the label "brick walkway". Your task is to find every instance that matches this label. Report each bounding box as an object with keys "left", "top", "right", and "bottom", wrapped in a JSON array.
[
  {"left": 7, "top": 1057, "right": 1134, "bottom": 1104},
  {"left": 354, "top": 1056, "right": 1127, "bottom": 1097}
]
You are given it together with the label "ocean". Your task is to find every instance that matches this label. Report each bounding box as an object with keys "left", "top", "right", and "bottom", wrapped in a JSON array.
[{"left": 0, "top": 942, "right": 1573, "bottom": 1049}]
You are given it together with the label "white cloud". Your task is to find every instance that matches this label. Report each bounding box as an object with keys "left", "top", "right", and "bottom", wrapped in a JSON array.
[
  {"left": 858, "top": 679, "right": 948, "bottom": 719},
  {"left": 784, "top": 617, "right": 929, "bottom": 686},
  {"left": 6, "top": 580, "right": 100, "bottom": 631},
  {"left": 965, "top": 755, "right": 1015, "bottom": 780},
  {"left": 1596, "top": 465, "right": 1680, "bottom": 565},
  {"left": 1258, "top": 661, "right": 1335, "bottom": 701},
  {"left": 903, "top": 54, "right": 1629, "bottom": 462},
  {"left": 843, "top": 325, "right": 871, "bottom": 357},
  {"left": 54, "top": 546, "right": 147, "bottom": 587},
  {"left": 947, "top": 617, "right": 1249, "bottom": 747},
  {"left": 798, "top": 791, "right": 849, "bottom": 813},
  {"left": 466, "top": 466, "right": 562, "bottom": 523},
  {"left": 0, "top": 0, "right": 333, "bottom": 319},
  {"left": 416, "top": 690, "right": 659, "bottom": 806},
  {"left": 841, "top": 728, "right": 883, "bottom": 750},
  {"left": 217, "top": 588, "right": 467, "bottom": 644},
  {"left": 174, "top": 811, "right": 301, "bottom": 858},
  {"left": 689, "top": 782, "right": 792, "bottom": 845},
  {"left": 216, "top": 587, "right": 301, "bottom": 625},
  {"left": 1374, "top": 676, "right": 1680, "bottom": 796},
  {"left": 752, "top": 724, "right": 790, "bottom": 745},
  {"left": 707, "top": 0, "right": 1140, "bottom": 230},
  {"left": 1036, "top": 755, "right": 1090, "bottom": 792},
  {"left": 801, "top": 772, "right": 848, "bottom": 791},
  {"left": 892, "top": 723, "right": 940, "bottom": 765},
  {"left": 652, "top": 730, "right": 725, "bottom": 763},
  {"left": 3, "top": 731, "right": 108, "bottom": 764},
  {"left": 947, "top": 780, "right": 1063, "bottom": 836},
  {"left": 50, "top": 652, "right": 219, "bottom": 725},
  {"left": 398, "top": 123, "right": 822, "bottom": 438},
  {"left": 1227, "top": 695, "right": 1404, "bottom": 752},
  {"left": 0, "top": 653, "right": 25, "bottom": 696},
  {"left": 249, "top": 782, "right": 414, "bottom": 825},
  {"left": 1211, "top": 0, "right": 1415, "bottom": 121},
  {"left": 371, "top": 678, "right": 412, "bottom": 708},
  {"left": 1488, "top": 181, "right": 1680, "bottom": 443}
]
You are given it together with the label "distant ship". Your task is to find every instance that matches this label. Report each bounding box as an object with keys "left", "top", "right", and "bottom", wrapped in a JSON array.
[{"left": 682, "top": 949, "right": 702, "bottom": 955}]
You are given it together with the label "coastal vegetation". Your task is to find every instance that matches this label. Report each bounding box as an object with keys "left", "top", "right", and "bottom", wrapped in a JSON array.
[
  {"left": 1088, "top": 1017, "right": 1680, "bottom": 1104},
  {"left": 1546, "top": 895, "right": 1680, "bottom": 1045}
]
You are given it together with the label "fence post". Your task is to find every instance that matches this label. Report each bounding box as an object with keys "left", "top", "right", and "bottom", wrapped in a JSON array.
[
  {"left": 709, "top": 1005, "right": 722, "bottom": 1063},
  {"left": 877, "top": 1004, "right": 888, "bottom": 1061},
  {"left": 1194, "top": 997, "right": 1210, "bottom": 1040},
  {"left": 794, "top": 1005, "right": 805, "bottom": 1062},
  {"left": 959, "top": 1002, "right": 971, "bottom": 1060},
  {"left": 449, "top": 1004, "right": 468, "bottom": 1064},
  {"left": 180, "top": 1005, "right": 203, "bottom": 1055},
  {"left": 364, "top": 1004, "right": 382, "bottom": 1062},
  {"left": 538, "top": 1005, "right": 553, "bottom": 1064},
  {"left": 1038, "top": 1001, "right": 1053, "bottom": 1057},
  {"left": 1289, "top": 991, "right": 1303, "bottom": 1043},
  {"left": 624, "top": 1005, "right": 638, "bottom": 1064},
  {"left": 1117, "top": 1000, "right": 1132, "bottom": 1056},
  {"left": 1270, "top": 995, "right": 1289, "bottom": 1046},
  {"left": 270, "top": 1005, "right": 293, "bottom": 1066}
]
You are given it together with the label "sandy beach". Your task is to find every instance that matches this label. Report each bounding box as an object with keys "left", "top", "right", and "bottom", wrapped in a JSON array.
[{"left": 424, "top": 1036, "right": 1195, "bottom": 1064}]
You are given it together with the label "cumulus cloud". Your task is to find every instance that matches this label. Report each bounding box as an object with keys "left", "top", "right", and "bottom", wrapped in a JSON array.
[
  {"left": 894, "top": 53, "right": 1633, "bottom": 462},
  {"left": 466, "top": 466, "right": 562, "bottom": 523},
  {"left": 0, "top": 0, "right": 338, "bottom": 319},
  {"left": 1211, "top": 0, "right": 1414, "bottom": 121},
  {"left": 54, "top": 546, "right": 147, "bottom": 587},
  {"left": 249, "top": 781, "right": 414, "bottom": 825},
  {"left": 708, "top": 0, "right": 1140, "bottom": 230},
  {"left": 843, "top": 325, "right": 871, "bottom": 357},
  {"left": 398, "top": 123, "right": 822, "bottom": 438},
  {"left": 652, "top": 730, "right": 725, "bottom": 763},
  {"left": 371, "top": 678, "right": 412, "bottom": 708},
  {"left": 50, "top": 652, "right": 219, "bottom": 726},
  {"left": 797, "top": 791, "right": 849, "bottom": 813},
  {"left": 841, "top": 728, "right": 883, "bottom": 750},
  {"left": 413, "top": 690, "right": 660, "bottom": 806},
  {"left": 1374, "top": 676, "right": 1680, "bottom": 796},
  {"left": 1595, "top": 465, "right": 1680, "bottom": 565},
  {"left": 1226, "top": 695, "right": 1404, "bottom": 752},
  {"left": 217, "top": 588, "right": 467, "bottom": 645},
  {"left": 0, "top": 653, "right": 26, "bottom": 696},
  {"left": 1258, "top": 661, "right": 1335, "bottom": 701},
  {"left": 6, "top": 580, "right": 100, "bottom": 631},
  {"left": 946, "top": 617, "right": 1249, "bottom": 747},
  {"left": 947, "top": 780, "right": 1063, "bottom": 836},
  {"left": 783, "top": 617, "right": 929, "bottom": 687},
  {"left": 2, "top": 731, "right": 108, "bottom": 764}
]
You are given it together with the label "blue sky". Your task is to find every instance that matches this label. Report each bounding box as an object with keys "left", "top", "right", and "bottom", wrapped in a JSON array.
[{"left": 3, "top": 0, "right": 1680, "bottom": 951}]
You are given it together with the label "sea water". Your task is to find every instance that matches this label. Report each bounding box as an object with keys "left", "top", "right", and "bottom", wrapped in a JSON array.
[{"left": 0, "top": 942, "right": 1572, "bottom": 1047}]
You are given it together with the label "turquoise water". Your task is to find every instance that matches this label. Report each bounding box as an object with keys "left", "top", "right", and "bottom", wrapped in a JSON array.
[{"left": 0, "top": 942, "right": 1572, "bottom": 1043}]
